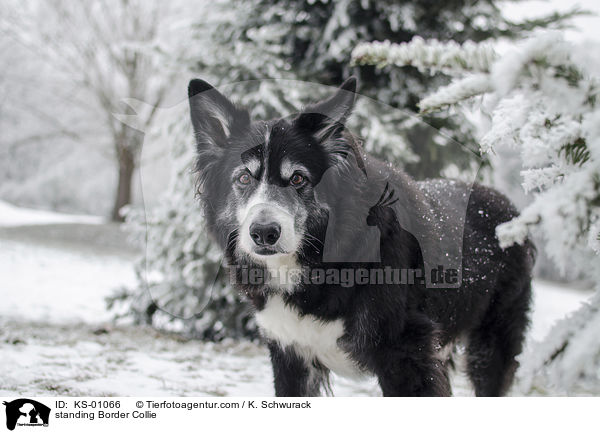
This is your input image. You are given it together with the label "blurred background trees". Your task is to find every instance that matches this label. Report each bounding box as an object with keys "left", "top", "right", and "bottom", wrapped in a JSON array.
[{"left": 1, "top": 0, "right": 190, "bottom": 220}]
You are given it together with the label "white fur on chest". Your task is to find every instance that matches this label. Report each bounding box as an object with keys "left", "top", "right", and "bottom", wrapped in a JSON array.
[
  {"left": 255, "top": 295, "right": 363, "bottom": 378},
  {"left": 262, "top": 255, "right": 301, "bottom": 293}
]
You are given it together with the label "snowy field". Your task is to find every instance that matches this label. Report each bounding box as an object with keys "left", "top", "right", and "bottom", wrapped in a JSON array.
[{"left": 0, "top": 201, "right": 593, "bottom": 397}]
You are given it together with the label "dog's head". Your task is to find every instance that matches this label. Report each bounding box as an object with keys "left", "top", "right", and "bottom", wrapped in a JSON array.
[{"left": 188, "top": 78, "right": 360, "bottom": 265}]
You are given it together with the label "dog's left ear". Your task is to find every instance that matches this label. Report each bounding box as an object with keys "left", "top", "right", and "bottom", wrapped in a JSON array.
[{"left": 294, "top": 77, "right": 357, "bottom": 141}]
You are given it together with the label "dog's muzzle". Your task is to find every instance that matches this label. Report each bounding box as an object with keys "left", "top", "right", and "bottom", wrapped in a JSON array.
[{"left": 238, "top": 203, "right": 297, "bottom": 257}]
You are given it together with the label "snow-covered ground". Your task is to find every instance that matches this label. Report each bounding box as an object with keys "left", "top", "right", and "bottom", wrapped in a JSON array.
[
  {"left": 0, "top": 201, "right": 593, "bottom": 396},
  {"left": 0, "top": 200, "right": 103, "bottom": 227}
]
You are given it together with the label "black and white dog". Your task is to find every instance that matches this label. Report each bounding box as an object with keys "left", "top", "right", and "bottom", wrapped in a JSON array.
[{"left": 188, "top": 77, "right": 535, "bottom": 396}]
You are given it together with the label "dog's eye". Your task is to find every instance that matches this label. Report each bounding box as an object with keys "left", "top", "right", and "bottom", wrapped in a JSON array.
[
  {"left": 290, "top": 173, "right": 305, "bottom": 186},
  {"left": 238, "top": 173, "right": 251, "bottom": 185}
]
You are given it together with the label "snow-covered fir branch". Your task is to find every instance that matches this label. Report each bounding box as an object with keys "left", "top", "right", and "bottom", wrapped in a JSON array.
[
  {"left": 351, "top": 37, "right": 497, "bottom": 75},
  {"left": 418, "top": 74, "right": 493, "bottom": 113}
]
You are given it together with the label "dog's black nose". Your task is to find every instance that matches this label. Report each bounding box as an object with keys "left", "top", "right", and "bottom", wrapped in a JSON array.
[{"left": 250, "top": 222, "right": 281, "bottom": 246}]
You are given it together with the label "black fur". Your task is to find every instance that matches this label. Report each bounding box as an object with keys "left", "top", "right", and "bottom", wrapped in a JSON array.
[{"left": 188, "top": 77, "right": 535, "bottom": 397}]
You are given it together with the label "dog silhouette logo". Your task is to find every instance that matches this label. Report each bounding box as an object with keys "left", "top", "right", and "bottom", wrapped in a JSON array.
[{"left": 3, "top": 399, "right": 50, "bottom": 430}]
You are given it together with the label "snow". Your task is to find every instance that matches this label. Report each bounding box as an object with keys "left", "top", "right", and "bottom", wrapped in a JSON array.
[
  {"left": 528, "top": 281, "right": 591, "bottom": 341},
  {"left": 0, "top": 200, "right": 103, "bottom": 227},
  {"left": 0, "top": 239, "right": 135, "bottom": 324},
  {"left": 0, "top": 203, "right": 593, "bottom": 396}
]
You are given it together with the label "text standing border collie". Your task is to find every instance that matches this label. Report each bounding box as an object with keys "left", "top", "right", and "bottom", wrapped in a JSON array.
[{"left": 188, "top": 77, "right": 535, "bottom": 396}]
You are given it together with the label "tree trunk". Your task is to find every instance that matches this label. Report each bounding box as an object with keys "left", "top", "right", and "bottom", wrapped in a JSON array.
[{"left": 111, "top": 131, "right": 139, "bottom": 222}]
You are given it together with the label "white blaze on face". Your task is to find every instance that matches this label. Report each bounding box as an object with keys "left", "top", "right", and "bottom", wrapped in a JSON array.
[
  {"left": 234, "top": 124, "right": 305, "bottom": 289},
  {"left": 236, "top": 181, "right": 299, "bottom": 260}
]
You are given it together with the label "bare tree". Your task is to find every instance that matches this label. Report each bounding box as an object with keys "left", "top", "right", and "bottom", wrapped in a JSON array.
[{"left": 2, "top": 0, "right": 184, "bottom": 220}]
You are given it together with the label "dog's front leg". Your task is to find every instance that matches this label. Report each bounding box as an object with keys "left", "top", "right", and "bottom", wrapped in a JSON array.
[
  {"left": 375, "top": 352, "right": 451, "bottom": 396},
  {"left": 268, "top": 342, "right": 323, "bottom": 397}
]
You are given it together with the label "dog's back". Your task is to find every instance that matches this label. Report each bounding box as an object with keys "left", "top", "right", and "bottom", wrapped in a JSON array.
[
  {"left": 342, "top": 156, "right": 535, "bottom": 396},
  {"left": 414, "top": 178, "right": 534, "bottom": 395}
]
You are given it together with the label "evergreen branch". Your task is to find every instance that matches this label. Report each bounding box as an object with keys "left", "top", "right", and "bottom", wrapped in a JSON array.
[
  {"left": 559, "top": 137, "right": 590, "bottom": 167},
  {"left": 499, "top": 7, "right": 590, "bottom": 37},
  {"left": 351, "top": 37, "right": 497, "bottom": 75},
  {"left": 418, "top": 74, "right": 493, "bottom": 113}
]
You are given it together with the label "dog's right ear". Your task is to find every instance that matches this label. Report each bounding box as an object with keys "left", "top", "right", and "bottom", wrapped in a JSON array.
[{"left": 188, "top": 79, "right": 249, "bottom": 152}]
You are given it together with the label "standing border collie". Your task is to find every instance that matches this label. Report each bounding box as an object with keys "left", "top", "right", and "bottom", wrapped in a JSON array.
[{"left": 188, "top": 77, "right": 535, "bottom": 396}]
